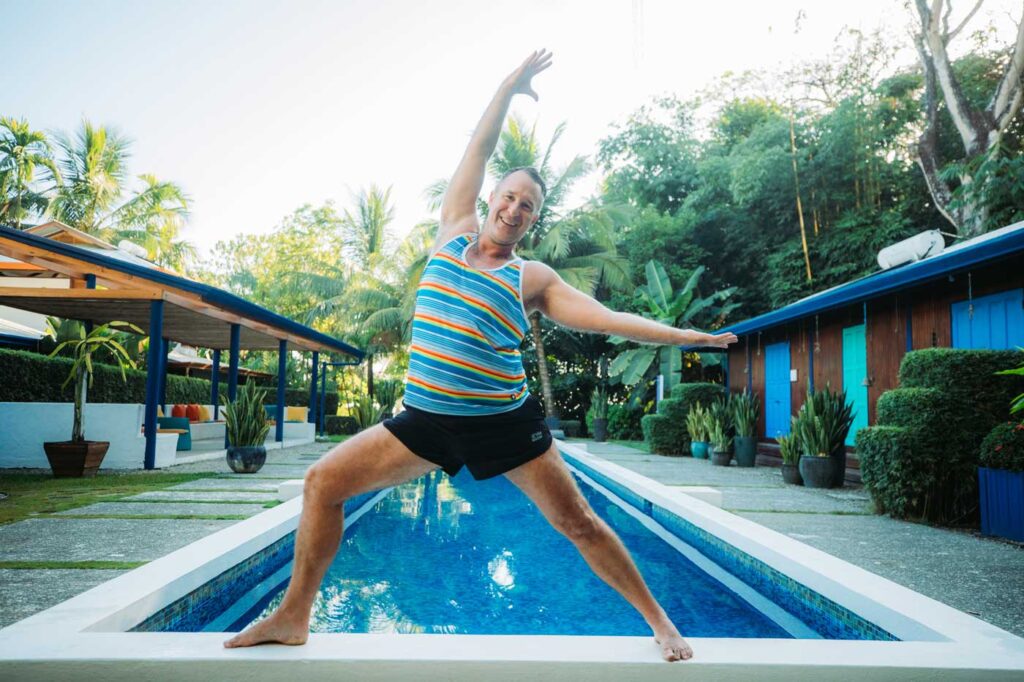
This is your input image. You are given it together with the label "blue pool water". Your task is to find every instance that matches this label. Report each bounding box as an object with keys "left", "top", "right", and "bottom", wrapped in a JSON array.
[{"left": 222, "top": 468, "right": 806, "bottom": 638}]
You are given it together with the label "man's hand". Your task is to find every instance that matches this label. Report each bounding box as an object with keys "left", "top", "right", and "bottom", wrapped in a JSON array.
[
  {"left": 698, "top": 331, "right": 738, "bottom": 349},
  {"left": 502, "top": 50, "right": 553, "bottom": 101}
]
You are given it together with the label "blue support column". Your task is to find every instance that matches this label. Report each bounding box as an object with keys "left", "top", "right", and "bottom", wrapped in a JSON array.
[
  {"left": 319, "top": 361, "right": 327, "bottom": 437},
  {"left": 276, "top": 340, "right": 287, "bottom": 442},
  {"left": 211, "top": 349, "right": 221, "bottom": 420},
  {"left": 143, "top": 301, "right": 164, "bottom": 470},
  {"left": 723, "top": 353, "right": 730, "bottom": 394},
  {"left": 225, "top": 324, "right": 240, "bottom": 448},
  {"left": 84, "top": 275, "right": 96, "bottom": 335},
  {"left": 308, "top": 351, "right": 319, "bottom": 425},
  {"left": 159, "top": 337, "right": 170, "bottom": 415}
]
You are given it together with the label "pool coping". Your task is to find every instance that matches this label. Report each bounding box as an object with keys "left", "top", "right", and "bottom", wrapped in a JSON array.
[{"left": 1, "top": 440, "right": 1023, "bottom": 680}]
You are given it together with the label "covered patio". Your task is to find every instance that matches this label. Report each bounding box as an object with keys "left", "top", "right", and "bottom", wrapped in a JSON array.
[{"left": 0, "top": 222, "right": 363, "bottom": 469}]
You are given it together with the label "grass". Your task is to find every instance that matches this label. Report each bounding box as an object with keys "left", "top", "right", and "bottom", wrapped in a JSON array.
[
  {"left": 0, "top": 471, "right": 221, "bottom": 526},
  {"left": 0, "top": 560, "right": 147, "bottom": 570},
  {"left": 40, "top": 513, "right": 250, "bottom": 520}
]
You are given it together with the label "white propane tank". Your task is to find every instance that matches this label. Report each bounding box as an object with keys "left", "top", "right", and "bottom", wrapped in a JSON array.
[{"left": 877, "top": 230, "right": 944, "bottom": 270}]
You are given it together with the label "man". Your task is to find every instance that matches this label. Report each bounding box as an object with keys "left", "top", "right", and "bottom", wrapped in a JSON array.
[{"left": 225, "top": 49, "right": 737, "bottom": 662}]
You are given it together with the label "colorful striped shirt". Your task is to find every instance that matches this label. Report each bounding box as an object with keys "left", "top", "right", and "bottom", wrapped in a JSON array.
[{"left": 404, "top": 233, "right": 530, "bottom": 415}]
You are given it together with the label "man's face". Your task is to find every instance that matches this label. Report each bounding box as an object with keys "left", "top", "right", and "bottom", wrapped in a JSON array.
[{"left": 484, "top": 171, "right": 544, "bottom": 246}]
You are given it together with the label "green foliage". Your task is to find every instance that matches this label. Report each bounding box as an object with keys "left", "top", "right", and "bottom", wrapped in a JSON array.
[
  {"left": 857, "top": 426, "right": 926, "bottom": 517},
  {"left": 641, "top": 414, "right": 680, "bottom": 455},
  {"left": 374, "top": 379, "right": 403, "bottom": 415},
  {"left": 776, "top": 430, "right": 800, "bottom": 465},
  {"left": 325, "top": 415, "right": 358, "bottom": 436},
  {"left": 795, "top": 386, "right": 855, "bottom": 456},
  {"left": 221, "top": 381, "right": 270, "bottom": 447},
  {"left": 730, "top": 390, "right": 759, "bottom": 438},
  {"left": 980, "top": 422, "right": 1024, "bottom": 472},
  {"left": 670, "top": 382, "right": 725, "bottom": 404},
  {"left": 685, "top": 402, "right": 708, "bottom": 442},
  {"left": 560, "top": 420, "right": 582, "bottom": 437},
  {"left": 590, "top": 385, "right": 608, "bottom": 420},
  {"left": 860, "top": 349, "right": 1024, "bottom": 524},
  {"left": 995, "top": 355, "right": 1024, "bottom": 416},
  {"left": 708, "top": 398, "right": 733, "bottom": 436},
  {"left": 351, "top": 395, "right": 387, "bottom": 431},
  {"left": 590, "top": 402, "right": 647, "bottom": 441},
  {"left": 709, "top": 416, "right": 732, "bottom": 452}
]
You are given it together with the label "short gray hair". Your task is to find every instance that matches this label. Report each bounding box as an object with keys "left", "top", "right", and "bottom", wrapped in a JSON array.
[{"left": 499, "top": 166, "right": 547, "bottom": 200}]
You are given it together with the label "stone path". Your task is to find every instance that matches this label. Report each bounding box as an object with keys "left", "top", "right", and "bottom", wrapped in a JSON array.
[{"left": 1, "top": 437, "right": 1022, "bottom": 642}]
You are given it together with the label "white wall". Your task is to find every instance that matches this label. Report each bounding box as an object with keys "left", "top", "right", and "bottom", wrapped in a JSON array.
[{"left": 0, "top": 402, "right": 177, "bottom": 469}]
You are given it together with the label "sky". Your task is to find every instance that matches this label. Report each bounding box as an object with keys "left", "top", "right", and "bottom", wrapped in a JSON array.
[{"left": 2, "top": 0, "right": 1017, "bottom": 260}]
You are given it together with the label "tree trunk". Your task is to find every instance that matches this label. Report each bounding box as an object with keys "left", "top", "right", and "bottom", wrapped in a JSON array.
[
  {"left": 788, "top": 113, "right": 813, "bottom": 282},
  {"left": 72, "top": 364, "right": 86, "bottom": 442},
  {"left": 366, "top": 352, "right": 374, "bottom": 401},
  {"left": 529, "top": 312, "right": 558, "bottom": 420}
]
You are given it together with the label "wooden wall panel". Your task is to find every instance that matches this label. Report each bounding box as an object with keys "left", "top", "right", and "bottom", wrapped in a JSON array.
[
  {"left": 750, "top": 332, "right": 766, "bottom": 439},
  {"left": 728, "top": 343, "right": 747, "bottom": 394},
  {"left": 866, "top": 294, "right": 907, "bottom": 423}
]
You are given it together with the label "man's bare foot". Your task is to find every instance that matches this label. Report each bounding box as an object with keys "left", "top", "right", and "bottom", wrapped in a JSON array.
[
  {"left": 654, "top": 627, "right": 693, "bottom": 662},
  {"left": 223, "top": 612, "right": 309, "bottom": 648}
]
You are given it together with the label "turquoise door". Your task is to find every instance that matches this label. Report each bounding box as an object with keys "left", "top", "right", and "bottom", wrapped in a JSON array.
[
  {"left": 842, "top": 324, "right": 868, "bottom": 446},
  {"left": 764, "top": 342, "right": 791, "bottom": 439},
  {"left": 951, "top": 288, "right": 1024, "bottom": 349}
]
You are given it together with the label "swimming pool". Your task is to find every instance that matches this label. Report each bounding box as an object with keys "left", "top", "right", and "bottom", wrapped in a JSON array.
[{"left": 1, "top": 441, "right": 1023, "bottom": 680}]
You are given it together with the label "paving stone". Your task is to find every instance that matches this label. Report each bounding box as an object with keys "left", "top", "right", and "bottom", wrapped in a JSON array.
[
  {"left": 124, "top": 491, "right": 275, "bottom": 502},
  {"left": 169, "top": 479, "right": 282, "bottom": 492},
  {"left": 52, "top": 502, "right": 270, "bottom": 517},
  {"left": 0, "top": 518, "right": 236, "bottom": 562},
  {"left": 716, "top": 486, "right": 873, "bottom": 514},
  {"left": 0, "top": 569, "right": 127, "bottom": 628}
]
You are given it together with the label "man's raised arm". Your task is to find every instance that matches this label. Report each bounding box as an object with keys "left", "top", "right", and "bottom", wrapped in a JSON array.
[{"left": 437, "top": 50, "right": 553, "bottom": 242}]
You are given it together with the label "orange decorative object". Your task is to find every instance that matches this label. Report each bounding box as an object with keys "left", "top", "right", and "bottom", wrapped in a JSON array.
[
  {"left": 171, "top": 404, "right": 187, "bottom": 418},
  {"left": 185, "top": 404, "right": 201, "bottom": 423}
]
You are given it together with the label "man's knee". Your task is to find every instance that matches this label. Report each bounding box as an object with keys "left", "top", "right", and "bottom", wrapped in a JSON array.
[
  {"left": 303, "top": 463, "right": 347, "bottom": 506},
  {"left": 554, "top": 504, "right": 603, "bottom": 544}
]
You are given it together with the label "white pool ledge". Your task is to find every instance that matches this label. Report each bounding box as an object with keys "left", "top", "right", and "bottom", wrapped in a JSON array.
[{"left": 0, "top": 440, "right": 1022, "bottom": 680}]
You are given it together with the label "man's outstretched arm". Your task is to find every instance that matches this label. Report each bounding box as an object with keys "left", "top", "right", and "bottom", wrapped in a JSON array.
[
  {"left": 526, "top": 262, "right": 738, "bottom": 348},
  {"left": 437, "top": 50, "right": 553, "bottom": 243}
]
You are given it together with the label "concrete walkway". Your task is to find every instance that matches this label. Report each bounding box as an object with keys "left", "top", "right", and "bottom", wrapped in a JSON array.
[{"left": 1, "top": 438, "right": 1022, "bottom": 641}]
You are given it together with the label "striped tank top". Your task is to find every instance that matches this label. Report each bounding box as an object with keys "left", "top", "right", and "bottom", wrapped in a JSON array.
[{"left": 404, "top": 233, "right": 531, "bottom": 415}]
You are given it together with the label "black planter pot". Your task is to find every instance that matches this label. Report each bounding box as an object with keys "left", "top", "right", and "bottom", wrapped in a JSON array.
[
  {"left": 711, "top": 448, "right": 732, "bottom": 467},
  {"left": 227, "top": 445, "right": 267, "bottom": 473},
  {"left": 43, "top": 440, "right": 109, "bottom": 478},
  {"left": 830, "top": 447, "right": 847, "bottom": 488},
  {"left": 781, "top": 462, "right": 803, "bottom": 485},
  {"left": 799, "top": 455, "right": 836, "bottom": 488},
  {"left": 592, "top": 417, "right": 608, "bottom": 443},
  {"left": 734, "top": 436, "right": 757, "bottom": 467}
]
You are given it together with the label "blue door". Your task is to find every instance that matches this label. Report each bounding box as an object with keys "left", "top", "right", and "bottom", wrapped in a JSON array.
[
  {"left": 951, "top": 288, "right": 1024, "bottom": 350},
  {"left": 764, "top": 342, "right": 791, "bottom": 439},
  {"left": 842, "top": 324, "right": 869, "bottom": 446}
]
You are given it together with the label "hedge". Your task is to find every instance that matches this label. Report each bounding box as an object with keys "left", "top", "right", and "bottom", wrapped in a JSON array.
[
  {"left": 856, "top": 348, "right": 1024, "bottom": 525},
  {"left": 980, "top": 422, "right": 1024, "bottom": 472},
  {"left": 642, "top": 382, "right": 723, "bottom": 455},
  {"left": 0, "top": 348, "right": 338, "bottom": 416},
  {"left": 325, "top": 415, "right": 359, "bottom": 436},
  {"left": 585, "top": 402, "right": 646, "bottom": 441}
]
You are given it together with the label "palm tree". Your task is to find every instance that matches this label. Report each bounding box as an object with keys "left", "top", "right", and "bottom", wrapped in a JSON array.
[
  {"left": 428, "top": 117, "right": 633, "bottom": 422},
  {"left": 0, "top": 117, "right": 60, "bottom": 228},
  {"left": 48, "top": 120, "right": 196, "bottom": 270}
]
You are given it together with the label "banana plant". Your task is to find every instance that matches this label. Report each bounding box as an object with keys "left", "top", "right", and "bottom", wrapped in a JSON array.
[{"left": 608, "top": 259, "right": 739, "bottom": 394}]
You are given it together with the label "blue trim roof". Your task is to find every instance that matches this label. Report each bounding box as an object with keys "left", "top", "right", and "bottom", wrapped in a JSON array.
[
  {"left": 721, "top": 222, "right": 1024, "bottom": 337},
  {"left": 0, "top": 226, "right": 364, "bottom": 359}
]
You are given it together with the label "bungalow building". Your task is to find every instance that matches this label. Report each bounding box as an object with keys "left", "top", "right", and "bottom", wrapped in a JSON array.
[{"left": 719, "top": 220, "right": 1024, "bottom": 460}]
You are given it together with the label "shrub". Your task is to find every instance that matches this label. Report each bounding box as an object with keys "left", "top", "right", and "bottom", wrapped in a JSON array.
[
  {"left": 670, "top": 382, "right": 725, "bottom": 409},
  {"left": 858, "top": 426, "right": 929, "bottom": 517},
  {"left": 561, "top": 420, "right": 582, "bottom": 437},
  {"left": 980, "top": 422, "right": 1024, "bottom": 472},
  {"left": 859, "top": 348, "right": 1024, "bottom": 525},
  {"left": 325, "top": 415, "right": 358, "bottom": 436},
  {"left": 590, "top": 402, "right": 646, "bottom": 441},
  {"left": 641, "top": 414, "right": 681, "bottom": 455},
  {"left": 641, "top": 384, "right": 723, "bottom": 455}
]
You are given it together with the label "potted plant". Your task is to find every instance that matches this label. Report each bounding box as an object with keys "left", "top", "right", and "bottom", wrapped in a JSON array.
[
  {"left": 43, "top": 321, "right": 141, "bottom": 478},
  {"left": 709, "top": 414, "right": 733, "bottom": 466},
  {"left": 731, "top": 390, "right": 759, "bottom": 467},
  {"left": 978, "top": 421, "right": 1024, "bottom": 541},
  {"left": 686, "top": 402, "right": 708, "bottom": 458},
  {"left": 777, "top": 424, "right": 802, "bottom": 485},
  {"left": 222, "top": 380, "right": 271, "bottom": 473},
  {"left": 796, "top": 411, "right": 835, "bottom": 487},
  {"left": 815, "top": 387, "right": 855, "bottom": 486},
  {"left": 590, "top": 385, "right": 609, "bottom": 442}
]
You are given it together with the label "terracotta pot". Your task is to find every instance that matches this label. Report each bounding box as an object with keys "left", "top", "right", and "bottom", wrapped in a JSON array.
[
  {"left": 226, "top": 445, "right": 267, "bottom": 473},
  {"left": 799, "top": 454, "right": 836, "bottom": 488},
  {"left": 43, "top": 441, "right": 110, "bottom": 478},
  {"left": 781, "top": 462, "right": 803, "bottom": 485},
  {"left": 734, "top": 436, "right": 757, "bottom": 467}
]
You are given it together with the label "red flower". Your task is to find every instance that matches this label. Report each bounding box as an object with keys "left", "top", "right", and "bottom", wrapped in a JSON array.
[{"left": 995, "top": 445, "right": 1003, "bottom": 452}]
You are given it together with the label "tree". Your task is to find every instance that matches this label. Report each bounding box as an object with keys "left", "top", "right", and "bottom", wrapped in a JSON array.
[
  {"left": 48, "top": 119, "right": 196, "bottom": 269},
  {"left": 608, "top": 261, "right": 738, "bottom": 396},
  {"left": 0, "top": 117, "right": 60, "bottom": 228},
  {"left": 912, "top": 0, "right": 1024, "bottom": 236}
]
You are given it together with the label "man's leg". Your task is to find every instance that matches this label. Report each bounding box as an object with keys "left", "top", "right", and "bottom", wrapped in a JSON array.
[
  {"left": 503, "top": 445, "right": 693, "bottom": 662},
  {"left": 224, "top": 424, "right": 438, "bottom": 647}
]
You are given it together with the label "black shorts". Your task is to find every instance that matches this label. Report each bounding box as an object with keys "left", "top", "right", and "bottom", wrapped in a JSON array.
[{"left": 382, "top": 395, "right": 553, "bottom": 480}]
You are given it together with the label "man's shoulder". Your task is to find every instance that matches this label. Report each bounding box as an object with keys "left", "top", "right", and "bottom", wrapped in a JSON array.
[{"left": 520, "top": 260, "right": 558, "bottom": 302}]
